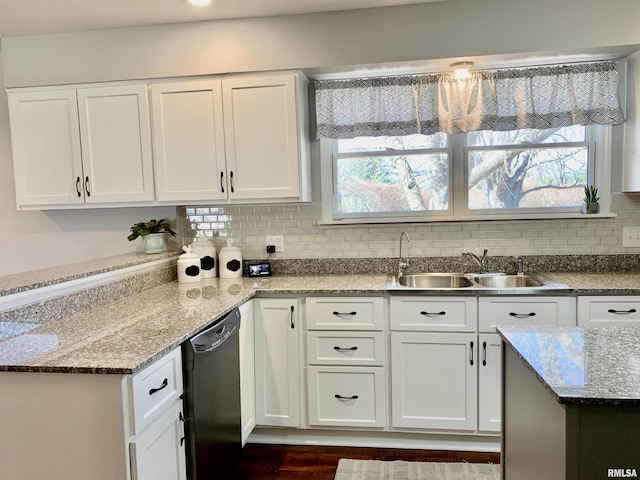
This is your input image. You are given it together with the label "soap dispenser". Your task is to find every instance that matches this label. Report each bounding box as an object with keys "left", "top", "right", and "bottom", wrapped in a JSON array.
[
  {"left": 219, "top": 239, "right": 243, "bottom": 278},
  {"left": 177, "top": 245, "right": 202, "bottom": 283},
  {"left": 190, "top": 232, "right": 217, "bottom": 278}
]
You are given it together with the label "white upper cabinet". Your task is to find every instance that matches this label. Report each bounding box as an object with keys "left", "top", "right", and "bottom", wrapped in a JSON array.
[
  {"left": 150, "top": 80, "right": 227, "bottom": 202},
  {"left": 8, "top": 89, "right": 84, "bottom": 207},
  {"left": 221, "top": 73, "right": 309, "bottom": 201},
  {"left": 8, "top": 84, "right": 154, "bottom": 209},
  {"left": 150, "top": 72, "right": 310, "bottom": 204}
]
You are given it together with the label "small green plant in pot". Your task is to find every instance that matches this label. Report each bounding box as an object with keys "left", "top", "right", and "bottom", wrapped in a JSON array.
[
  {"left": 581, "top": 186, "right": 600, "bottom": 214},
  {"left": 128, "top": 219, "right": 177, "bottom": 254}
]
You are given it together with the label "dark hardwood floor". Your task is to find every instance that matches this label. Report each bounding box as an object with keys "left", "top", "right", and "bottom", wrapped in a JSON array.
[{"left": 234, "top": 443, "right": 500, "bottom": 480}]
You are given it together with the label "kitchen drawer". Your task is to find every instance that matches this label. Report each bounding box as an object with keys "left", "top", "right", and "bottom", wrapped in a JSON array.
[
  {"left": 307, "top": 331, "right": 385, "bottom": 366},
  {"left": 129, "top": 347, "right": 183, "bottom": 434},
  {"left": 307, "top": 366, "right": 386, "bottom": 428},
  {"left": 306, "top": 297, "right": 384, "bottom": 331},
  {"left": 390, "top": 296, "right": 476, "bottom": 332},
  {"left": 577, "top": 296, "right": 640, "bottom": 326},
  {"left": 479, "top": 296, "right": 576, "bottom": 332}
]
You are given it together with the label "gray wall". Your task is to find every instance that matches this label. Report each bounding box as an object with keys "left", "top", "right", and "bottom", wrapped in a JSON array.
[{"left": 2, "top": 0, "right": 640, "bottom": 275}]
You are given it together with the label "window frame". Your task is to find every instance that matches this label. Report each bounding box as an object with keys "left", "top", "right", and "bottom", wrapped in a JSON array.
[{"left": 319, "top": 125, "right": 612, "bottom": 225}]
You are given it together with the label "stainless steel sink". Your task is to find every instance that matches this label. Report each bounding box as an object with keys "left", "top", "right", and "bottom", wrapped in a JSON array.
[
  {"left": 470, "top": 274, "right": 543, "bottom": 288},
  {"left": 397, "top": 273, "right": 474, "bottom": 289},
  {"left": 387, "top": 272, "right": 572, "bottom": 293}
]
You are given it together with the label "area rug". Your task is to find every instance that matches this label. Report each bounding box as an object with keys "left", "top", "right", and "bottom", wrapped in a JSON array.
[{"left": 334, "top": 459, "right": 500, "bottom": 480}]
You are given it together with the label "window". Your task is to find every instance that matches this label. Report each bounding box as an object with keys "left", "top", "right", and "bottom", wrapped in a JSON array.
[{"left": 321, "top": 125, "right": 607, "bottom": 223}]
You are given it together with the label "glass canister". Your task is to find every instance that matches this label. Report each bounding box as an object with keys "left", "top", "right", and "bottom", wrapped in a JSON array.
[{"left": 219, "top": 239, "right": 243, "bottom": 278}]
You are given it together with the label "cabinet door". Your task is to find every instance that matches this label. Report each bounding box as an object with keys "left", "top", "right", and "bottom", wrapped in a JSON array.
[
  {"left": 151, "top": 80, "right": 227, "bottom": 202},
  {"left": 77, "top": 85, "right": 154, "bottom": 203},
  {"left": 478, "top": 333, "right": 502, "bottom": 433},
  {"left": 222, "top": 74, "right": 303, "bottom": 200},
  {"left": 391, "top": 332, "right": 477, "bottom": 431},
  {"left": 129, "top": 400, "right": 187, "bottom": 480},
  {"left": 239, "top": 301, "right": 256, "bottom": 445},
  {"left": 254, "top": 298, "right": 300, "bottom": 427},
  {"left": 7, "top": 89, "right": 84, "bottom": 207}
]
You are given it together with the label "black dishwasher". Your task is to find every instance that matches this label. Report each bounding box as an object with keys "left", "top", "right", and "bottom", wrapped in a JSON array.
[{"left": 182, "top": 307, "right": 242, "bottom": 480}]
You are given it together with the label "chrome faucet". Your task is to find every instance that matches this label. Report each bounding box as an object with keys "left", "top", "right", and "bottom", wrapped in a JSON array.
[
  {"left": 462, "top": 249, "right": 489, "bottom": 273},
  {"left": 398, "top": 231, "right": 410, "bottom": 277},
  {"left": 516, "top": 256, "right": 525, "bottom": 275}
]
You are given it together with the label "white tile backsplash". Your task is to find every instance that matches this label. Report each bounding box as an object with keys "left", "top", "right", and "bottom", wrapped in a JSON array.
[{"left": 178, "top": 193, "right": 640, "bottom": 260}]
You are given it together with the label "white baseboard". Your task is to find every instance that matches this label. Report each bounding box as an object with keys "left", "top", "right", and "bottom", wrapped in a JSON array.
[{"left": 247, "top": 427, "right": 501, "bottom": 453}]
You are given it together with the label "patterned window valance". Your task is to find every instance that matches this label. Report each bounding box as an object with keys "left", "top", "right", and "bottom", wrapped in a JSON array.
[{"left": 314, "top": 61, "right": 624, "bottom": 139}]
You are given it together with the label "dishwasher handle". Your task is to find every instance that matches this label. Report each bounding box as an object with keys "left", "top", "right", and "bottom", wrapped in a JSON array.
[{"left": 189, "top": 308, "right": 241, "bottom": 354}]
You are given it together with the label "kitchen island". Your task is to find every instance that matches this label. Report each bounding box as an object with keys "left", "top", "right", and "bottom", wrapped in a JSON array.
[{"left": 499, "top": 325, "right": 640, "bottom": 480}]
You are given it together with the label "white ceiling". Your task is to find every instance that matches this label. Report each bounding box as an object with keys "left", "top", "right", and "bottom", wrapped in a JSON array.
[{"left": 0, "top": 0, "right": 447, "bottom": 38}]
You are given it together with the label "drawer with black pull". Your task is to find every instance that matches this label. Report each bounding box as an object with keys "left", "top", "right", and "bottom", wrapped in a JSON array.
[
  {"left": 129, "top": 347, "right": 183, "bottom": 434},
  {"left": 306, "top": 297, "right": 384, "bottom": 331},
  {"left": 307, "top": 331, "right": 385, "bottom": 366},
  {"left": 577, "top": 296, "right": 640, "bottom": 326},
  {"left": 390, "top": 296, "right": 476, "bottom": 332},
  {"left": 479, "top": 296, "right": 576, "bottom": 332}
]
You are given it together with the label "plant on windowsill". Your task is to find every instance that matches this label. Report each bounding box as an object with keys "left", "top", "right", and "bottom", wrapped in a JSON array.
[
  {"left": 581, "top": 185, "right": 600, "bottom": 214},
  {"left": 128, "top": 219, "right": 177, "bottom": 254}
]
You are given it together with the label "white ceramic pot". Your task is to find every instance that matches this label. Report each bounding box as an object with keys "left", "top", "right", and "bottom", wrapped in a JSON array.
[{"left": 142, "top": 233, "right": 165, "bottom": 254}]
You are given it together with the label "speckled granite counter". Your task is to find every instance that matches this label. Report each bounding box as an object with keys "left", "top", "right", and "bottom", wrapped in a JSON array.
[
  {"left": 0, "top": 274, "right": 387, "bottom": 375},
  {"left": 0, "top": 252, "right": 179, "bottom": 297},
  {"left": 498, "top": 325, "right": 640, "bottom": 405}
]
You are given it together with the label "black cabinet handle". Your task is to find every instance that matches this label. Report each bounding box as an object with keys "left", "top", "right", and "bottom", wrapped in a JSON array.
[
  {"left": 509, "top": 312, "right": 536, "bottom": 318},
  {"left": 230, "top": 171, "right": 235, "bottom": 193},
  {"left": 482, "top": 341, "right": 487, "bottom": 366},
  {"left": 179, "top": 412, "right": 186, "bottom": 446},
  {"left": 420, "top": 311, "right": 446, "bottom": 316},
  {"left": 333, "top": 311, "right": 357, "bottom": 317},
  {"left": 608, "top": 308, "right": 637, "bottom": 314},
  {"left": 75, "top": 176, "right": 81, "bottom": 197},
  {"left": 290, "top": 305, "right": 295, "bottom": 329},
  {"left": 220, "top": 171, "right": 225, "bottom": 193},
  {"left": 148, "top": 378, "right": 168, "bottom": 395},
  {"left": 469, "top": 341, "right": 474, "bottom": 366},
  {"left": 333, "top": 346, "right": 358, "bottom": 352},
  {"left": 335, "top": 394, "right": 359, "bottom": 400},
  {"left": 84, "top": 176, "right": 91, "bottom": 197}
]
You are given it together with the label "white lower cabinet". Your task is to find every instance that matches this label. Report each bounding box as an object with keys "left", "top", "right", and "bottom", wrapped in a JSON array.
[
  {"left": 254, "top": 297, "right": 301, "bottom": 427},
  {"left": 305, "top": 296, "right": 387, "bottom": 430},
  {"left": 130, "top": 401, "right": 187, "bottom": 480},
  {"left": 577, "top": 295, "right": 640, "bottom": 326},
  {"left": 239, "top": 300, "right": 256, "bottom": 445},
  {"left": 391, "top": 332, "right": 478, "bottom": 431},
  {"left": 0, "top": 347, "right": 186, "bottom": 480},
  {"left": 307, "top": 366, "right": 386, "bottom": 428},
  {"left": 477, "top": 333, "right": 502, "bottom": 433},
  {"left": 128, "top": 347, "right": 187, "bottom": 480}
]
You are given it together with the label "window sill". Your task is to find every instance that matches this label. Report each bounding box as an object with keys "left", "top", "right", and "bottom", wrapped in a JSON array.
[{"left": 318, "top": 212, "right": 617, "bottom": 226}]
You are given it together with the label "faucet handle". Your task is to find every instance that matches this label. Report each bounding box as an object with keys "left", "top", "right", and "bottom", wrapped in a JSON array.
[{"left": 516, "top": 256, "right": 525, "bottom": 275}]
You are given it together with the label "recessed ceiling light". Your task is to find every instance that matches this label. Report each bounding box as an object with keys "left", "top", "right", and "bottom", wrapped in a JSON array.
[{"left": 188, "top": 0, "right": 212, "bottom": 6}]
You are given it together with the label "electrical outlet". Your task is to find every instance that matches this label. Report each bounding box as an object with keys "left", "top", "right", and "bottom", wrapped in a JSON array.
[
  {"left": 266, "top": 235, "right": 284, "bottom": 252},
  {"left": 623, "top": 227, "right": 640, "bottom": 247}
]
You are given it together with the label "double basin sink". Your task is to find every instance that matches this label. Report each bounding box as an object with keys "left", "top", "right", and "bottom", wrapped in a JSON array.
[{"left": 387, "top": 272, "right": 572, "bottom": 294}]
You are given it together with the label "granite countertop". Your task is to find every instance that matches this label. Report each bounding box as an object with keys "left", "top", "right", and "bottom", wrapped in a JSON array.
[
  {"left": 498, "top": 325, "right": 640, "bottom": 406},
  {"left": 0, "top": 274, "right": 387, "bottom": 375},
  {"left": 3, "top": 252, "right": 640, "bottom": 377},
  {"left": 0, "top": 252, "right": 179, "bottom": 297}
]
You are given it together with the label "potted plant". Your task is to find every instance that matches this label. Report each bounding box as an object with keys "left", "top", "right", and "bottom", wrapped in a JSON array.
[
  {"left": 128, "top": 219, "right": 177, "bottom": 254},
  {"left": 581, "top": 185, "right": 600, "bottom": 214}
]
